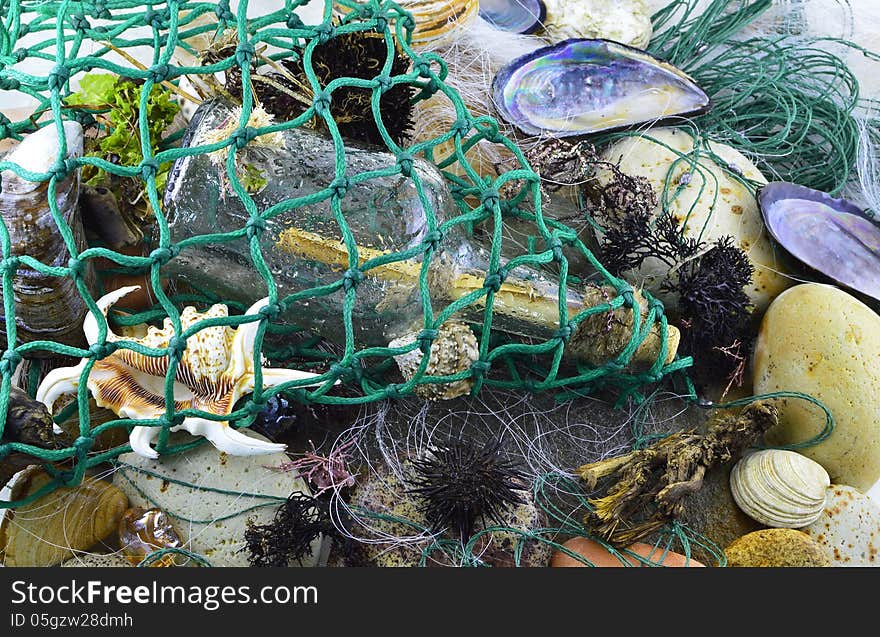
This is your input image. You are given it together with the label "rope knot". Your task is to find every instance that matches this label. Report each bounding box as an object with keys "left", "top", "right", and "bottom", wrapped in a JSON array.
[
  {"left": 312, "top": 90, "right": 332, "bottom": 116},
  {"left": 92, "top": 2, "right": 111, "bottom": 20},
  {"left": 70, "top": 13, "right": 90, "bottom": 32},
  {"left": 0, "top": 350, "right": 22, "bottom": 377},
  {"left": 483, "top": 271, "right": 507, "bottom": 293},
  {"left": 13, "top": 49, "right": 27, "bottom": 63},
  {"left": 89, "top": 341, "right": 117, "bottom": 359},
  {"left": 415, "top": 60, "right": 433, "bottom": 78},
  {"left": 214, "top": 0, "right": 235, "bottom": 22},
  {"left": 66, "top": 257, "right": 86, "bottom": 278},
  {"left": 0, "top": 257, "right": 20, "bottom": 276},
  {"left": 167, "top": 336, "right": 187, "bottom": 360},
  {"left": 48, "top": 64, "right": 70, "bottom": 92},
  {"left": 450, "top": 118, "right": 471, "bottom": 138},
  {"left": 258, "top": 303, "right": 282, "bottom": 321},
  {"left": 549, "top": 236, "right": 565, "bottom": 262},
  {"left": 140, "top": 158, "right": 159, "bottom": 180},
  {"left": 329, "top": 362, "right": 351, "bottom": 380},
  {"left": 150, "top": 245, "right": 179, "bottom": 265},
  {"left": 480, "top": 188, "right": 500, "bottom": 210},
  {"left": 73, "top": 436, "right": 94, "bottom": 456},
  {"left": 470, "top": 359, "right": 491, "bottom": 377},
  {"left": 231, "top": 126, "right": 258, "bottom": 150},
  {"left": 342, "top": 267, "right": 363, "bottom": 291},
  {"left": 617, "top": 283, "right": 635, "bottom": 309},
  {"left": 0, "top": 78, "right": 20, "bottom": 91},
  {"left": 147, "top": 64, "right": 171, "bottom": 84},
  {"left": 422, "top": 230, "right": 443, "bottom": 252},
  {"left": 314, "top": 22, "right": 335, "bottom": 44},
  {"left": 50, "top": 158, "right": 70, "bottom": 182},
  {"left": 417, "top": 328, "right": 438, "bottom": 354},
  {"left": 649, "top": 297, "right": 665, "bottom": 317},
  {"left": 329, "top": 176, "right": 350, "bottom": 199},
  {"left": 401, "top": 14, "right": 416, "bottom": 33},
  {"left": 384, "top": 384, "right": 402, "bottom": 399},
  {"left": 144, "top": 7, "right": 168, "bottom": 30},
  {"left": 235, "top": 41, "right": 256, "bottom": 66},
  {"left": 554, "top": 322, "right": 576, "bottom": 343},
  {"left": 397, "top": 152, "right": 415, "bottom": 177},
  {"left": 374, "top": 74, "right": 393, "bottom": 92},
  {"left": 286, "top": 13, "right": 304, "bottom": 29},
  {"left": 245, "top": 215, "right": 267, "bottom": 238},
  {"left": 17, "top": 23, "right": 29, "bottom": 37}
]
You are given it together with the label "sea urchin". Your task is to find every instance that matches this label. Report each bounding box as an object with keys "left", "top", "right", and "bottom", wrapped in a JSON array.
[{"left": 408, "top": 436, "right": 528, "bottom": 542}]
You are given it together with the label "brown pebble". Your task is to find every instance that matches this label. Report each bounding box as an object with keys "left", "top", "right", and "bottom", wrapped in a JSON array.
[{"left": 724, "top": 529, "right": 830, "bottom": 567}]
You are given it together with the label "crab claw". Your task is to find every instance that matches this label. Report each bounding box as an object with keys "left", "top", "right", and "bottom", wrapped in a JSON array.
[{"left": 178, "top": 417, "right": 287, "bottom": 456}]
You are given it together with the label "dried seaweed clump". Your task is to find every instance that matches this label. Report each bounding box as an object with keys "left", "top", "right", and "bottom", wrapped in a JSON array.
[
  {"left": 594, "top": 163, "right": 754, "bottom": 385},
  {"left": 408, "top": 436, "right": 528, "bottom": 542},
  {"left": 244, "top": 491, "right": 335, "bottom": 568},
  {"left": 577, "top": 401, "right": 778, "bottom": 547}
]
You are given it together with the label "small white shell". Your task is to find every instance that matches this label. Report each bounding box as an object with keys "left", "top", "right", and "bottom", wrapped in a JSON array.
[{"left": 730, "top": 450, "right": 830, "bottom": 529}]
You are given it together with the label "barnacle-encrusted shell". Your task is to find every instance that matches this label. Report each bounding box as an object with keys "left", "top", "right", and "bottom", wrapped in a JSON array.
[
  {"left": 0, "top": 466, "right": 128, "bottom": 567},
  {"left": 36, "top": 287, "right": 327, "bottom": 458},
  {"left": 730, "top": 450, "right": 830, "bottom": 529},
  {"left": 389, "top": 320, "right": 479, "bottom": 400},
  {"left": 492, "top": 39, "right": 711, "bottom": 137},
  {"left": 0, "top": 121, "right": 96, "bottom": 354}
]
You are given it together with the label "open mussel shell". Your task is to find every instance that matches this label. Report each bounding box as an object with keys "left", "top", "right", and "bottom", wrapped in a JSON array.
[
  {"left": 491, "top": 39, "right": 711, "bottom": 137},
  {"left": 479, "top": 0, "right": 546, "bottom": 34},
  {"left": 759, "top": 182, "right": 880, "bottom": 302}
]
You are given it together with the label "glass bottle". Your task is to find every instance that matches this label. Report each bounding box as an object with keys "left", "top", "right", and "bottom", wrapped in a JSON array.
[{"left": 161, "top": 100, "right": 676, "bottom": 369}]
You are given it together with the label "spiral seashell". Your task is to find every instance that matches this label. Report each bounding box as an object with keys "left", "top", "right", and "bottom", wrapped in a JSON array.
[
  {"left": 335, "top": 0, "right": 478, "bottom": 46},
  {"left": 730, "top": 449, "right": 830, "bottom": 529},
  {"left": 0, "top": 122, "right": 96, "bottom": 356}
]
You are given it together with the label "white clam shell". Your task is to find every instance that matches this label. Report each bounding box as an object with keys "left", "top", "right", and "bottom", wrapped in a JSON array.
[{"left": 730, "top": 449, "right": 830, "bottom": 529}]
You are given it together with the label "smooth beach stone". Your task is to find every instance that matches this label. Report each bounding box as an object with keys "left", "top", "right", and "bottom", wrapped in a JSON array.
[
  {"left": 112, "top": 428, "right": 322, "bottom": 567},
  {"left": 61, "top": 552, "right": 132, "bottom": 567},
  {"left": 802, "top": 485, "right": 880, "bottom": 567},
  {"left": 754, "top": 283, "right": 880, "bottom": 491},
  {"left": 539, "top": 0, "right": 653, "bottom": 49},
  {"left": 597, "top": 128, "right": 793, "bottom": 315},
  {"left": 724, "top": 529, "right": 831, "bottom": 567},
  {"left": 551, "top": 537, "right": 704, "bottom": 567}
]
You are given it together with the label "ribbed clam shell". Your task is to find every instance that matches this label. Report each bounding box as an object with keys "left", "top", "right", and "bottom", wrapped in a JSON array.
[
  {"left": 0, "top": 122, "right": 95, "bottom": 355},
  {"left": 730, "top": 450, "right": 830, "bottom": 529},
  {"left": 492, "top": 39, "right": 711, "bottom": 137},
  {"left": 335, "top": 0, "right": 478, "bottom": 45},
  {"left": 759, "top": 181, "right": 880, "bottom": 302}
]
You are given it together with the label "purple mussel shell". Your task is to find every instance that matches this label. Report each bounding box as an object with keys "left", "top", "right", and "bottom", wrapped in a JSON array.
[
  {"left": 491, "top": 39, "right": 712, "bottom": 137},
  {"left": 759, "top": 181, "right": 880, "bottom": 301}
]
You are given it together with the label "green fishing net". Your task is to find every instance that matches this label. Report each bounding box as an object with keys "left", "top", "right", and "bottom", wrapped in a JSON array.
[
  {"left": 0, "top": 0, "right": 687, "bottom": 508},
  {"left": 0, "top": 0, "right": 860, "bottom": 567}
]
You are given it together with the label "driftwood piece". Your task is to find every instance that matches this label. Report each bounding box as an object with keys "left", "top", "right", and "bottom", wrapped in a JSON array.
[{"left": 577, "top": 401, "right": 779, "bottom": 547}]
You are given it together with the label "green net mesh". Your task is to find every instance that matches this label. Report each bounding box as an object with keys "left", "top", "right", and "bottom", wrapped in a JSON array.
[{"left": 0, "top": 0, "right": 690, "bottom": 508}]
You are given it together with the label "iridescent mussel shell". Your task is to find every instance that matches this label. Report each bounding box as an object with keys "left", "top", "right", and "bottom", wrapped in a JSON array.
[
  {"left": 758, "top": 182, "right": 880, "bottom": 302},
  {"left": 479, "top": 0, "right": 546, "bottom": 34},
  {"left": 491, "top": 39, "right": 711, "bottom": 137}
]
